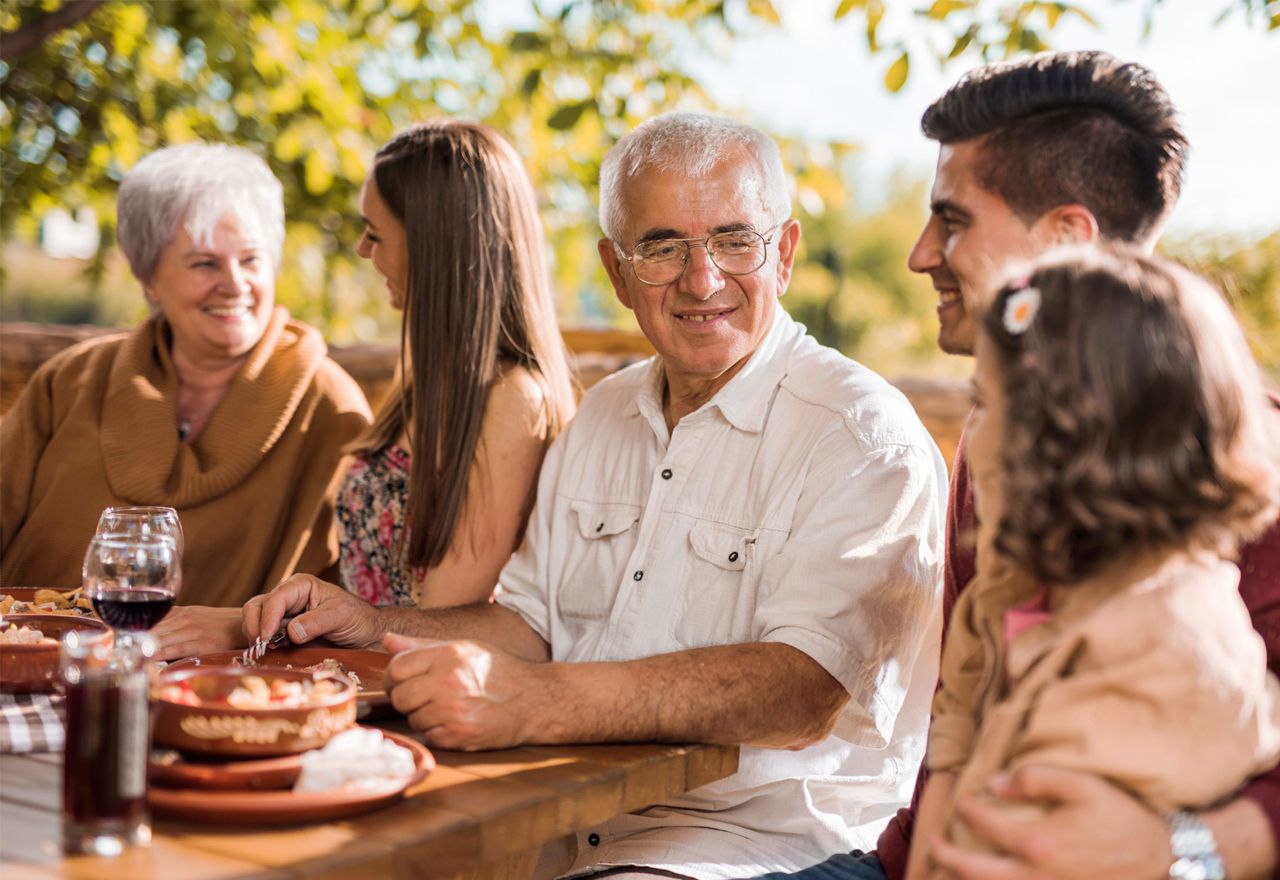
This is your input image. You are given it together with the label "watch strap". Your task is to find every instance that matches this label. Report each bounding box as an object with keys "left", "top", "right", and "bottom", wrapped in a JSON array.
[{"left": 1166, "top": 810, "right": 1225, "bottom": 880}]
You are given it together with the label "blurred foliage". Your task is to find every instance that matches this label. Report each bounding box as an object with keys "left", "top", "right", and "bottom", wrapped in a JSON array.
[
  {"left": 1166, "top": 233, "right": 1280, "bottom": 383},
  {"left": 831, "top": 0, "right": 1277, "bottom": 93},
  {"left": 1, "top": 0, "right": 1276, "bottom": 377},
  {"left": 787, "top": 172, "right": 971, "bottom": 378},
  {"left": 1, "top": 0, "right": 748, "bottom": 337}
]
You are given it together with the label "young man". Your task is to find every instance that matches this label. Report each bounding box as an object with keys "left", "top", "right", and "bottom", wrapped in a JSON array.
[
  {"left": 246, "top": 113, "right": 947, "bottom": 880},
  {"left": 894, "top": 50, "right": 1280, "bottom": 880},
  {"left": 758, "top": 50, "right": 1279, "bottom": 880}
]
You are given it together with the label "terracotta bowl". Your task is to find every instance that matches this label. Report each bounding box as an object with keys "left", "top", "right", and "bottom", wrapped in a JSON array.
[
  {"left": 153, "top": 666, "right": 357, "bottom": 758},
  {"left": 0, "top": 614, "right": 112, "bottom": 694}
]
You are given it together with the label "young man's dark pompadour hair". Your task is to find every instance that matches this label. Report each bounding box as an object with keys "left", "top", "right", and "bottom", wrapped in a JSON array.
[{"left": 921, "top": 51, "right": 1189, "bottom": 243}]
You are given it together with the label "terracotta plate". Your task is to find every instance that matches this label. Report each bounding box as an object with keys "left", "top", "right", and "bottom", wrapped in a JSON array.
[
  {"left": 168, "top": 647, "right": 393, "bottom": 719},
  {"left": 148, "top": 729, "right": 433, "bottom": 824},
  {"left": 151, "top": 748, "right": 304, "bottom": 791}
]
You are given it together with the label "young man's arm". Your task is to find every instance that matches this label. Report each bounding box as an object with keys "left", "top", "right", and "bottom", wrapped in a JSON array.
[{"left": 904, "top": 772, "right": 956, "bottom": 880}]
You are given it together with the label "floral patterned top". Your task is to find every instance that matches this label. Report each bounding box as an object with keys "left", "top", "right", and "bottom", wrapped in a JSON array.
[{"left": 336, "top": 445, "right": 420, "bottom": 607}]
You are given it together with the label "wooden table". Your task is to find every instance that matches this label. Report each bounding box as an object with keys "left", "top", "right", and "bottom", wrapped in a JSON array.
[{"left": 0, "top": 723, "right": 739, "bottom": 880}]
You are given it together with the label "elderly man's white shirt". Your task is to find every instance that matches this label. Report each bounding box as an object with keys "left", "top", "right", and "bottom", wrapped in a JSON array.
[{"left": 496, "top": 306, "right": 945, "bottom": 879}]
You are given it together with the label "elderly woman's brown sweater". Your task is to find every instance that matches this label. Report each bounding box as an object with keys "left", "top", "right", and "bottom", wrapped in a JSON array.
[{"left": 0, "top": 307, "right": 372, "bottom": 607}]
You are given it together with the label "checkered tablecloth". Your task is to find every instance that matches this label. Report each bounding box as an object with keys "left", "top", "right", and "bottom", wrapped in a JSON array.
[{"left": 0, "top": 693, "right": 64, "bottom": 753}]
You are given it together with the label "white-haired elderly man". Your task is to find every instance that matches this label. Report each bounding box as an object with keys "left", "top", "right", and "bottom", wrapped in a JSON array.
[{"left": 246, "top": 113, "right": 946, "bottom": 879}]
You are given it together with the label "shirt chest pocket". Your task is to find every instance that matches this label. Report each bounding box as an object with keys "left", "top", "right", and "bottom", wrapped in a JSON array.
[
  {"left": 675, "top": 521, "right": 760, "bottom": 648},
  {"left": 556, "top": 501, "right": 641, "bottom": 621}
]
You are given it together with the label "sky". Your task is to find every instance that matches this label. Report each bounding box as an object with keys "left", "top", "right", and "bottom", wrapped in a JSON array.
[{"left": 681, "top": 0, "right": 1280, "bottom": 239}]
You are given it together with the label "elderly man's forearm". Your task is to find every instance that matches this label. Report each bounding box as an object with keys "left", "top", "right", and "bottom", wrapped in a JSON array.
[
  {"left": 533, "top": 642, "right": 849, "bottom": 747},
  {"left": 380, "top": 602, "right": 552, "bottom": 662}
]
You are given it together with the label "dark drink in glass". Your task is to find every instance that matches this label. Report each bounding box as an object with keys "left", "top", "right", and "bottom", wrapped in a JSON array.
[
  {"left": 91, "top": 588, "right": 175, "bottom": 631},
  {"left": 82, "top": 533, "right": 179, "bottom": 649},
  {"left": 61, "top": 630, "right": 151, "bottom": 856}
]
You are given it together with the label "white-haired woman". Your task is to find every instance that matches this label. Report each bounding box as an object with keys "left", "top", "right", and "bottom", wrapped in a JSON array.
[{"left": 0, "top": 143, "right": 372, "bottom": 658}]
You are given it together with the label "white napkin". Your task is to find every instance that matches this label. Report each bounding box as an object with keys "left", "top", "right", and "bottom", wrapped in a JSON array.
[{"left": 293, "top": 727, "right": 417, "bottom": 793}]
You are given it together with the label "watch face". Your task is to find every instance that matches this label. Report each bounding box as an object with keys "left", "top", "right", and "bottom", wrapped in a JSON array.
[{"left": 1167, "top": 812, "right": 1224, "bottom": 880}]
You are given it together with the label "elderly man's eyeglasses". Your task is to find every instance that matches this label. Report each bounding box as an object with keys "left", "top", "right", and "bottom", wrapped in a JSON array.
[{"left": 615, "top": 224, "right": 784, "bottom": 286}]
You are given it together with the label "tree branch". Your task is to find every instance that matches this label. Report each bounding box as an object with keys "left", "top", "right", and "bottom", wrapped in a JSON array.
[{"left": 1, "top": 0, "right": 107, "bottom": 62}]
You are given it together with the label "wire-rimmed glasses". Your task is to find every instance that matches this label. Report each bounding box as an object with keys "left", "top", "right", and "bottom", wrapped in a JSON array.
[{"left": 614, "top": 223, "right": 784, "bottom": 286}]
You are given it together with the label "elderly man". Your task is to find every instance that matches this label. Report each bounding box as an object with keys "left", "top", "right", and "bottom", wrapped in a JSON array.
[{"left": 246, "top": 113, "right": 946, "bottom": 879}]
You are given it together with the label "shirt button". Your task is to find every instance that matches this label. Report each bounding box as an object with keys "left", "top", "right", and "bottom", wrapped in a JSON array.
[
  {"left": 633, "top": 570, "right": 644, "bottom": 581},
  {"left": 728, "top": 551, "right": 739, "bottom": 562},
  {"left": 660, "top": 468, "right": 673, "bottom": 480},
  {"left": 596, "top": 523, "right": 604, "bottom": 533},
  {"left": 588, "top": 833, "right": 601, "bottom": 846}
]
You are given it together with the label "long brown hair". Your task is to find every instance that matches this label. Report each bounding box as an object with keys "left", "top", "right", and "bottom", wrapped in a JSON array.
[
  {"left": 981, "top": 246, "right": 1279, "bottom": 585},
  {"left": 360, "top": 120, "right": 575, "bottom": 569}
]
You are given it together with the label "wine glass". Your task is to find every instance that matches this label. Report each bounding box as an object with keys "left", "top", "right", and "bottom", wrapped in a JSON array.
[
  {"left": 95, "top": 507, "right": 184, "bottom": 559},
  {"left": 82, "top": 534, "right": 180, "bottom": 643}
]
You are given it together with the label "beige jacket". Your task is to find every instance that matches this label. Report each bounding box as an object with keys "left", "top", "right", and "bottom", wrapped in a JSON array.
[
  {"left": 929, "top": 542, "right": 1280, "bottom": 843},
  {"left": 1, "top": 308, "right": 372, "bottom": 607}
]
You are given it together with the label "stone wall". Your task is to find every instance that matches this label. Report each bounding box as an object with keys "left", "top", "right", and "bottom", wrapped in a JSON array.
[{"left": 0, "top": 322, "right": 967, "bottom": 465}]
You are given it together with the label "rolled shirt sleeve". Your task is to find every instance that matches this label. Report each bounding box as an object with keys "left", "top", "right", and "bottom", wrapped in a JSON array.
[{"left": 757, "top": 436, "right": 945, "bottom": 748}]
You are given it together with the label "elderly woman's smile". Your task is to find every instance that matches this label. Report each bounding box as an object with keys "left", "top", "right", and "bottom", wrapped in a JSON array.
[{"left": 145, "top": 211, "right": 275, "bottom": 363}]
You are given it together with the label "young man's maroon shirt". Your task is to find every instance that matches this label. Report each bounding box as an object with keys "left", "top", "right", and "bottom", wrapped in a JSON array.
[{"left": 875, "top": 399, "right": 1280, "bottom": 879}]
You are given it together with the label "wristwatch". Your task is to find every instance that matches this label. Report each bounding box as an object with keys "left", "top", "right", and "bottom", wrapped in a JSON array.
[{"left": 1166, "top": 810, "right": 1225, "bottom": 880}]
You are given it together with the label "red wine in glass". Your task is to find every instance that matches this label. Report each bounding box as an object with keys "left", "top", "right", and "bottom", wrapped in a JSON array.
[
  {"left": 83, "top": 534, "right": 179, "bottom": 639},
  {"left": 90, "top": 589, "right": 176, "bottom": 632}
]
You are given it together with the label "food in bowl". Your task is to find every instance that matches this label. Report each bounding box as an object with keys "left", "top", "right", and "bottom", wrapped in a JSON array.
[
  {"left": 153, "top": 666, "right": 357, "bottom": 757},
  {"left": 0, "top": 614, "right": 113, "bottom": 693},
  {"left": 0, "top": 623, "right": 55, "bottom": 645},
  {"left": 0, "top": 587, "right": 96, "bottom": 618},
  {"left": 157, "top": 674, "right": 347, "bottom": 710}
]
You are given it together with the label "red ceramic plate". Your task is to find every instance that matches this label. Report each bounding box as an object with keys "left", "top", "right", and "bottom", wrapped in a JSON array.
[
  {"left": 168, "top": 647, "right": 393, "bottom": 719},
  {"left": 148, "top": 729, "right": 433, "bottom": 825},
  {"left": 151, "top": 748, "right": 304, "bottom": 791}
]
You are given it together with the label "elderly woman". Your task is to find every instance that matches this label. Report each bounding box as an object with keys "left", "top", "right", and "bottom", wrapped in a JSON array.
[{"left": 0, "top": 143, "right": 372, "bottom": 656}]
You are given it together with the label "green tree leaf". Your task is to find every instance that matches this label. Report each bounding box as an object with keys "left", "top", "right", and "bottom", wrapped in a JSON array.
[{"left": 547, "top": 100, "right": 592, "bottom": 131}]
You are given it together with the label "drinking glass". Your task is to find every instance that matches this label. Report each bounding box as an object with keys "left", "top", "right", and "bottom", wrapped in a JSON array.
[
  {"left": 61, "top": 628, "right": 153, "bottom": 856},
  {"left": 82, "top": 535, "right": 180, "bottom": 638},
  {"left": 95, "top": 506, "right": 184, "bottom": 559}
]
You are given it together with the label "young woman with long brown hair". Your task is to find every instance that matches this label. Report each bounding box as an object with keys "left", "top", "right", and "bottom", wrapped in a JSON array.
[{"left": 337, "top": 120, "right": 575, "bottom": 608}]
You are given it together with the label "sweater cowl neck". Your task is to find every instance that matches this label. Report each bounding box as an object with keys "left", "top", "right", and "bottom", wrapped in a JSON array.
[{"left": 99, "top": 306, "right": 325, "bottom": 507}]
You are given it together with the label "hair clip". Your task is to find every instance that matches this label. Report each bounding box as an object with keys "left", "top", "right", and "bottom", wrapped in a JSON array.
[{"left": 1004, "top": 286, "right": 1041, "bottom": 334}]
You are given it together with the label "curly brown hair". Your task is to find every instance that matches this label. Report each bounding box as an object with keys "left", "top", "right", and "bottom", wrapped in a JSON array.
[{"left": 981, "top": 246, "right": 1279, "bottom": 585}]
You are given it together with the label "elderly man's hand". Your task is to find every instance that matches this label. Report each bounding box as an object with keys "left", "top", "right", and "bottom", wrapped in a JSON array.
[
  {"left": 242, "top": 575, "right": 385, "bottom": 649},
  {"left": 929, "top": 766, "right": 1170, "bottom": 880},
  {"left": 152, "top": 605, "right": 245, "bottom": 661},
  {"left": 383, "top": 632, "right": 552, "bottom": 751}
]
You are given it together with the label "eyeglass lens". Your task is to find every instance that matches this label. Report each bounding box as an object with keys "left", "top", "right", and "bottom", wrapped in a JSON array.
[{"left": 632, "top": 230, "right": 768, "bottom": 284}]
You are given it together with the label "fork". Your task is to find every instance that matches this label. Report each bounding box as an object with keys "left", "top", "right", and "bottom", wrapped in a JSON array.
[{"left": 238, "top": 622, "right": 291, "bottom": 666}]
